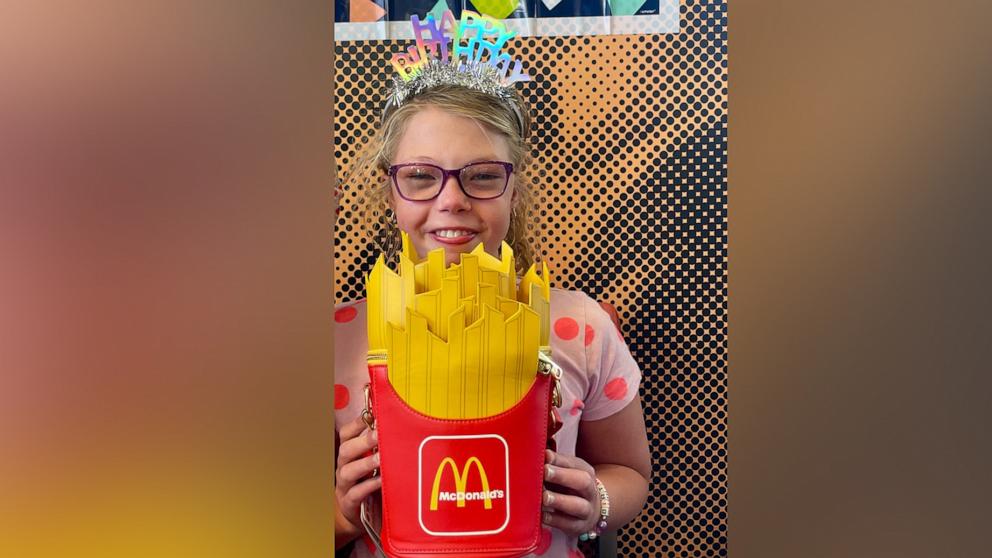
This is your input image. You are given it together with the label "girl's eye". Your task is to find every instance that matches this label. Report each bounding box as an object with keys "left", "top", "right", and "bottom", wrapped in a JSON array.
[
  {"left": 464, "top": 163, "right": 507, "bottom": 183},
  {"left": 400, "top": 168, "right": 440, "bottom": 181}
]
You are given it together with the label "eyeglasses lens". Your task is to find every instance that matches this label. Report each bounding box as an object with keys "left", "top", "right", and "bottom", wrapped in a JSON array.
[
  {"left": 460, "top": 163, "right": 508, "bottom": 199},
  {"left": 395, "top": 165, "right": 444, "bottom": 200}
]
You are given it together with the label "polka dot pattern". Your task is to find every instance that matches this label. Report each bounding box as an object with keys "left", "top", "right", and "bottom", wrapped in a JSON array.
[
  {"left": 569, "top": 398, "right": 584, "bottom": 417},
  {"left": 603, "top": 378, "right": 628, "bottom": 401},
  {"left": 335, "top": 2, "right": 727, "bottom": 557},
  {"left": 554, "top": 317, "right": 580, "bottom": 341},
  {"left": 335, "top": 306, "right": 357, "bottom": 323},
  {"left": 334, "top": 384, "right": 350, "bottom": 410},
  {"left": 584, "top": 324, "right": 595, "bottom": 347}
]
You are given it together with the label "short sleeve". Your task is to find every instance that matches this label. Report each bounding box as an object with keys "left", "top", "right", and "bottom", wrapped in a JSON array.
[
  {"left": 334, "top": 299, "right": 369, "bottom": 427},
  {"left": 578, "top": 295, "right": 642, "bottom": 421}
]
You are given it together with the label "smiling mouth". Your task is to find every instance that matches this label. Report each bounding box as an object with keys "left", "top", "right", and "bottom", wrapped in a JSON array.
[{"left": 430, "top": 229, "right": 477, "bottom": 245}]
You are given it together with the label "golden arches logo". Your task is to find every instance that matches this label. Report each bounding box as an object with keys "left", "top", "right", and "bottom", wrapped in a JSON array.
[{"left": 429, "top": 456, "right": 492, "bottom": 510}]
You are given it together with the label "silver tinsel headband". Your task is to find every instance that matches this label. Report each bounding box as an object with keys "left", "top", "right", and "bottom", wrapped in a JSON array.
[{"left": 381, "top": 10, "right": 531, "bottom": 138}]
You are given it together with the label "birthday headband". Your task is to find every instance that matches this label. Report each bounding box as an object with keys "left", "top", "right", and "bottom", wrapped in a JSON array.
[{"left": 382, "top": 10, "right": 531, "bottom": 138}]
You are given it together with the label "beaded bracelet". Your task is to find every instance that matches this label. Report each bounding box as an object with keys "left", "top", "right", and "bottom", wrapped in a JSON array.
[{"left": 579, "top": 478, "right": 610, "bottom": 541}]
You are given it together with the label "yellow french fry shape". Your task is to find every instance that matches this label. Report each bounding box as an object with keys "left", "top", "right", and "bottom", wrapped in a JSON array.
[{"left": 367, "top": 233, "right": 551, "bottom": 418}]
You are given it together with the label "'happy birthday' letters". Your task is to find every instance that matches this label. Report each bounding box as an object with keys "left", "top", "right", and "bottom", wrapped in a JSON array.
[{"left": 389, "top": 10, "right": 531, "bottom": 85}]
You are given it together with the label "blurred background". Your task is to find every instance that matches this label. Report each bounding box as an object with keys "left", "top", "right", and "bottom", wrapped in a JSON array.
[
  {"left": 730, "top": 1, "right": 992, "bottom": 556},
  {"left": 1, "top": 2, "right": 335, "bottom": 557},
  {"left": 1, "top": 1, "right": 989, "bottom": 557}
]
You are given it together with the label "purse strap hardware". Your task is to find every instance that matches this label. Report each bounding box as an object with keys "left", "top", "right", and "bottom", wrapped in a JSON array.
[
  {"left": 537, "top": 350, "right": 563, "bottom": 452},
  {"left": 537, "top": 350, "right": 563, "bottom": 409},
  {"left": 362, "top": 383, "right": 376, "bottom": 430},
  {"left": 360, "top": 495, "right": 387, "bottom": 557}
]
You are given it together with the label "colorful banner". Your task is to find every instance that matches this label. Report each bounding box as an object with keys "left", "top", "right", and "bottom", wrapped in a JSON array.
[{"left": 334, "top": 0, "right": 679, "bottom": 40}]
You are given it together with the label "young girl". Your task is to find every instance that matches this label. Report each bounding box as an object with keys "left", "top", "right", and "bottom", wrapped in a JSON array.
[{"left": 334, "top": 35, "right": 651, "bottom": 558}]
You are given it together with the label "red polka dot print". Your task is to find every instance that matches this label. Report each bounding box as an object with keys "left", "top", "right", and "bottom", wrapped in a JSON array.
[
  {"left": 335, "top": 306, "right": 357, "bottom": 323},
  {"left": 534, "top": 527, "right": 553, "bottom": 555},
  {"left": 570, "top": 398, "right": 584, "bottom": 417},
  {"left": 603, "top": 378, "right": 629, "bottom": 401},
  {"left": 584, "top": 324, "right": 595, "bottom": 346},
  {"left": 554, "top": 317, "right": 579, "bottom": 341},
  {"left": 334, "top": 384, "right": 350, "bottom": 410}
]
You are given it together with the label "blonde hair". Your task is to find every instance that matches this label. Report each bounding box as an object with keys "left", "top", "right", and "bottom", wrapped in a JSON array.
[{"left": 342, "top": 85, "right": 537, "bottom": 271}]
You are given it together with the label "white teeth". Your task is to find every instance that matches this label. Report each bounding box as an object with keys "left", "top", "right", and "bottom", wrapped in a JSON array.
[{"left": 435, "top": 229, "right": 474, "bottom": 238}]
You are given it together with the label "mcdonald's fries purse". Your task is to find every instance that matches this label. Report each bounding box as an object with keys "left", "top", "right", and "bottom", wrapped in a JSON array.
[{"left": 359, "top": 238, "right": 562, "bottom": 558}]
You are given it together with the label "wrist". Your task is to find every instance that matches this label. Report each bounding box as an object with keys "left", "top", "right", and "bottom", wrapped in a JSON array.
[{"left": 579, "top": 477, "right": 610, "bottom": 541}]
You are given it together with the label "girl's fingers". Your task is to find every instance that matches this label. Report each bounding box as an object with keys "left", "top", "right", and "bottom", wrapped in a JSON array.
[
  {"left": 339, "top": 415, "right": 369, "bottom": 441},
  {"left": 334, "top": 413, "right": 383, "bottom": 526},
  {"left": 545, "top": 449, "right": 595, "bottom": 476},
  {"left": 541, "top": 509, "right": 591, "bottom": 536},
  {"left": 336, "top": 425, "right": 377, "bottom": 465},
  {"left": 336, "top": 450, "right": 380, "bottom": 487},
  {"left": 339, "top": 476, "right": 382, "bottom": 511},
  {"left": 544, "top": 460, "right": 595, "bottom": 498},
  {"left": 542, "top": 488, "right": 593, "bottom": 520},
  {"left": 337, "top": 476, "right": 382, "bottom": 525},
  {"left": 541, "top": 450, "right": 598, "bottom": 535}
]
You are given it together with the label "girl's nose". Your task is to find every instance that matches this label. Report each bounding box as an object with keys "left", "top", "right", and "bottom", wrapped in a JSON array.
[{"left": 434, "top": 173, "right": 471, "bottom": 212}]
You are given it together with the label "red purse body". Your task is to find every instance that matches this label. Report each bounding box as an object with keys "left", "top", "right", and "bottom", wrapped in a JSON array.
[{"left": 361, "top": 360, "right": 560, "bottom": 558}]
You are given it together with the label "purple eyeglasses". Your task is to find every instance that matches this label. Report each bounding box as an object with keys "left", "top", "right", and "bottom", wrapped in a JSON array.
[{"left": 388, "top": 161, "right": 514, "bottom": 201}]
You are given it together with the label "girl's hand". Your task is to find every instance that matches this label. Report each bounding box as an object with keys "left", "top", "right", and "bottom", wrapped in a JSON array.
[
  {"left": 541, "top": 449, "right": 600, "bottom": 537},
  {"left": 335, "top": 416, "right": 382, "bottom": 531}
]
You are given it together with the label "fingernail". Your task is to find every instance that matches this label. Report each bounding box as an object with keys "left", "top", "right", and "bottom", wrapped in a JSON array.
[
  {"left": 542, "top": 512, "right": 552, "bottom": 524},
  {"left": 544, "top": 490, "right": 554, "bottom": 505},
  {"left": 545, "top": 464, "right": 554, "bottom": 480},
  {"left": 373, "top": 452, "right": 380, "bottom": 467}
]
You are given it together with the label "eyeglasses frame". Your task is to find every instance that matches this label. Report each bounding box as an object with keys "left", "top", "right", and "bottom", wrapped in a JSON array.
[{"left": 387, "top": 161, "right": 515, "bottom": 201}]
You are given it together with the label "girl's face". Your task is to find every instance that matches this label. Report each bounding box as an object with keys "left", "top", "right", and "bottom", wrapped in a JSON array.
[{"left": 390, "top": 106, "right": 516, "bottom": 266}]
